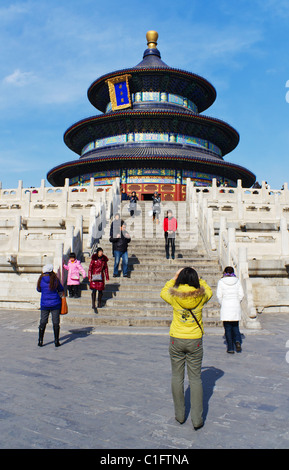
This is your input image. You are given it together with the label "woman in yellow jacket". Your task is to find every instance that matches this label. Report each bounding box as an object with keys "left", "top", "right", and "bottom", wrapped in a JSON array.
[{"left": 160, "top": 267, "right": 212, "bottom": 430}]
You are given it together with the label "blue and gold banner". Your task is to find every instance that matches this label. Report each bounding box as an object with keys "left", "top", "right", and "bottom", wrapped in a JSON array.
[{"left": 106, "top": 74, "right": 132, "bottom": 111}]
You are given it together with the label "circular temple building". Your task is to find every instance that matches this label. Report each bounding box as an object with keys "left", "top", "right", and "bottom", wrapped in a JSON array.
[{"left": 47, "top": 31, "right": 256, "bottom": 201}]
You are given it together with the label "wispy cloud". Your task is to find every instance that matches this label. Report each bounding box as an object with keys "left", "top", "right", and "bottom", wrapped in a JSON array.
[
  {"left": 257, "top": 0, "right": 289, "bottom": 18},
  {"left": 0, "top": 4, "right": 29, "bottom": 18},
  {"left": 3, "top": 69, "right": 37, "bottom": 87}
]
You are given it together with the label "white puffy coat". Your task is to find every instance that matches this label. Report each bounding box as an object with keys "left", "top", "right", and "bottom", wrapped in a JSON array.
[{"left": 216, "top": 276, "right": 244, "bottom": 321}]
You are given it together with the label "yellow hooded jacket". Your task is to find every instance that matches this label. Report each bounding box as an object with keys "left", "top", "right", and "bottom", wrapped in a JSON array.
[{"left": 160, "top": 278, "right": 213, "bottom": 339}]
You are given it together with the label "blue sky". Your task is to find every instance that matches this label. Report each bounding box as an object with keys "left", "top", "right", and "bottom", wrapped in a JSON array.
[{"left": 0, "top": 0, "right": 289, "bottom": 189}]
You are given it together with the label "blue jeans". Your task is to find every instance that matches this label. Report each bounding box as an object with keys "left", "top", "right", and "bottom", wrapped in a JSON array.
[
  {"left": 113, "top": 250, "right": 128, "bottom": 276},
  {"left": 223, "top": 321, "right": 242, "bottom": 351}
]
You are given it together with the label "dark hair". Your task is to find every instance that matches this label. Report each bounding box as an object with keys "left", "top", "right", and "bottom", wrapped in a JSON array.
[
  {"left": 96, "top": 247, "right": 103, "bottom": 256},
  {"left": 69, "top": 252, "right": 76, "bottom": 258},
  {"left": 37, "top": 272, "right": 60, "bottom": 291},
  {"left": 121, "top": 220, "right": 126, "bottom": 227},
  {"left": 174, "top": 267, "right": 200, "bottom": 289},
  {"left": 223, "top": 266, "right": 234, "bottom": 274}
]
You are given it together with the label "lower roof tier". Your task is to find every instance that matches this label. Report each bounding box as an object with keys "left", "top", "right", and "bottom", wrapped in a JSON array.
[
  {"left": 47, "top": 145, "right": 255, "bottom": 187},
  {"left": 63, "top": 110, "right": 239, "bottom": 157}
]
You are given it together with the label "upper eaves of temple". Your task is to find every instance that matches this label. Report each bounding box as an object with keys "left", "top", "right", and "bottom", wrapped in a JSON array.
[{"left": 87, "top": 31, "right": 217, "bottom": 114}]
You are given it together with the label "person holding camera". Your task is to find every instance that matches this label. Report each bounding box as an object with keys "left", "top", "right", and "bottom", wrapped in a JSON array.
[
  {"left": 110, "top": 220, "right": 131, "bottom": 277},
  {"left": 160, "top": 267, "right": 212, "bottom": 430},
  {"left": 37, "top": 264, "right": 64, "bottom": 347}
]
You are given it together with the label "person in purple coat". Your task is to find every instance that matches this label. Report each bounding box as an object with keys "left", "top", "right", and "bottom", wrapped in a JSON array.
[{"left": 37, "top": 264, "right": 64, "bottom": 347}]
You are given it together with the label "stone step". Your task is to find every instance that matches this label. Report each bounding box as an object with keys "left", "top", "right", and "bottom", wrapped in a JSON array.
[
  {"left": 62, "top": 314, "right": 173, "bottom": 327},
  {"left": 83, "top": 256, "right": 220, "bottom": 265},
  {"left": 83, "top": 265, "right": 220, "bottom": 275},
  {"left": 77, "top": 287, "right": 218, "bottom": 299},
  {"left": 61, "top": 313, "right": 222, "bottom": 328},
  {"left": 68, "top": 296, "right": 219, "bottom": 309},
  {"left": 78, "top": 283, "right": 219, "bottom": 293},
  {"left": 91, "top": 252, "right": 205, "bottom": 259},
  {"left": 124, "top": 260, "right": 220, "bottom": 268},
  {"left": 96, "top": 237, "right": 201, "bottom": 243},
  {"left": 99, "top": 257, "right": 218, "bottom": 265},
  {"left": 63, "top": 305, "right": 220, "bottom": 318},
  {"left": 109, "top": 270, "right": 220, "bottom": 279},
  {"left": 66, "top": 300, "right": 219, "bottom": 313},
  {"left": 89, "top": 253, "right": 207, "bottom": 260},
  {"left": 96, "top": 242, "right": 202, "bottom": 250}
]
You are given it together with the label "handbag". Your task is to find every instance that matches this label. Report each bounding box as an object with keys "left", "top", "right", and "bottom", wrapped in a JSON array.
[
  {"left": 61, "top": 295, "right": 68, "bottom": 315},
  {"left": 92, "top": 273, "right": 103, "bottom": 281}
]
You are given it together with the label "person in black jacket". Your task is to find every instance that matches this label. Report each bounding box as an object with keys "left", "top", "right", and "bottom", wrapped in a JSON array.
[
  {"left": 152, "top": 191, "right": 161, "bottom": 224},
  {"left": 109, "top": 220, "right": 131, "bottom": 277},
  {"left": 109, "top": 213, "right": 121, "bottom": 256},
  {"left": 129, "top": 191, "right": 138, "bottom": 217}
]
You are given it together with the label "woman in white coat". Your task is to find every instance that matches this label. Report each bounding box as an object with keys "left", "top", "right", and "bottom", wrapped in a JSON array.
[{"left": 216, "top": 266, "right": 244, "bottom": 353}]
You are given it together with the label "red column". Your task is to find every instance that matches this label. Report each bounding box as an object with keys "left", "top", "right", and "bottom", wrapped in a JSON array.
[{"left": 175, "top": 183, "right": 181, "bottom": 201}]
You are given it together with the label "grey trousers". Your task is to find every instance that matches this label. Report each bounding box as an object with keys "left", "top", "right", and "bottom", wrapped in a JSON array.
[
  {"left": 169, "top": 336, "right": 203, "bottom": 427},
  {"left": 39, "top": 308, "right": 60, "bottom": 328}
]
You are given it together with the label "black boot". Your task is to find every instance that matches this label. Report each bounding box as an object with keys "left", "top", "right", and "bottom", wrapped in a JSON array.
[
  {"left": 98, "top": 291, "right": 103, "bottom": 308},
  {"left": 74, "top": 285, "right": 81, "bottom": 298},
  {"left": 53, "top": 325, "right": 61, "bottom": 347},
  {"left": 91, "top": 290, "right": 96, "bottom": 309},
  {"left": 38, "top": 325, "right": 46, "bottom": 347},
  {"left": 68, "top": 286, "right": 74, "bottom": 298}
]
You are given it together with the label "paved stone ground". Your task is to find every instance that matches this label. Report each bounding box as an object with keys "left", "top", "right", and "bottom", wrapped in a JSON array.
[{"left": 0, "top": 308, "right": 289, "bottom": 450}]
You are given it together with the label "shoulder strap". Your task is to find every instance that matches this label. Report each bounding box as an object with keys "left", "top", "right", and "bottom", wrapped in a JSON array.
[
  {"left": 174, "top": 298, "right": 204, "bottom": 335},
  {"left": 187, "top": 308, "right": 204, "bottom": 335}
]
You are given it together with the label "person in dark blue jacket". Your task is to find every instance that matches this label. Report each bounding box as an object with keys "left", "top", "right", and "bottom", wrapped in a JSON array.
[{"left": 37, "top": 264, "right": 64, "bottom": 347}]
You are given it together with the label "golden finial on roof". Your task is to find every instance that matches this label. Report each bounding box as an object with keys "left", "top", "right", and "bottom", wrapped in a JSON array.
[{"left": 146, "top": 31, "right": 158, "bottom": 49}]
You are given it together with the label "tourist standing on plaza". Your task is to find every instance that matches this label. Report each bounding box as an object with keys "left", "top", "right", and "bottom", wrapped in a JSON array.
[
  {"left": 160, "top": 267, "right": 212, "bottom": 430},
  {"left": 163, "top": 210, "right": 178, "bottom": 259},
  {"left": 110, "top": 220, "right": 131, "bottom": 277},
  {"left": 152, "top": 191, "right": 161, "bottom": 224},
  {"left": 37, "top": 264, "right": 64, "bottom": 347},
  {"left": 216, "top": 266, "right": 244, "bottom": 353},
  {"left": 63, "top": 252, "right": 86, "bottom": 298},
  {"left": 129, "top": 191, "right": 138, "bottom": 217},
  {"left": 88, "top": 247, "right": 109, "bottom": 310}
]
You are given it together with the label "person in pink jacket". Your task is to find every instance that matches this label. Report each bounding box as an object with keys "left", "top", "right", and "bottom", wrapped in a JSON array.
[{"left": 63, "top": 252, "right": 86, "bottom": 298}]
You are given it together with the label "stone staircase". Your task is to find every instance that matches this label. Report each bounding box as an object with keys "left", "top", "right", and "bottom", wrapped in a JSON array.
[{"left": 62, "top": 201, "right": 223, "bottom": 328}]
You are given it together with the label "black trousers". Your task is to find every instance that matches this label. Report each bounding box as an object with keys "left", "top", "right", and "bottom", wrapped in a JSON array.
[
  {"left": 68, "top": 285, "right": 81, "bottom": 298},
  {"left": 165, "top": 232, "right": 175, "bottom": 259}
]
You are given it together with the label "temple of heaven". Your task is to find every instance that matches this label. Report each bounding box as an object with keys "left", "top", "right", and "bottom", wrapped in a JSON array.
[{"left": 47, "top": 31, "right": 256, "bottom": 201}]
